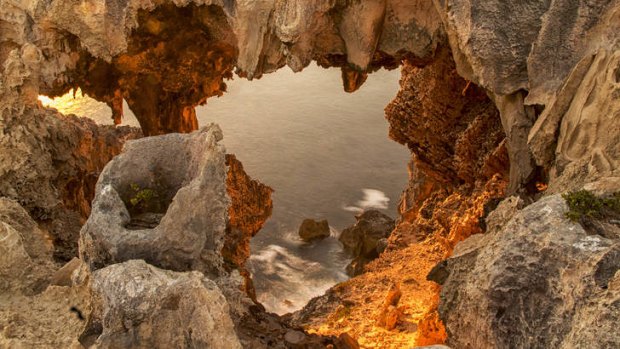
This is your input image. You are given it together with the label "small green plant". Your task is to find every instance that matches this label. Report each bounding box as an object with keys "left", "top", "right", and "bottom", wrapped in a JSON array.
[
  {"left": 129, "top": 183, "right": 159, "bottom": 212},
  {"left": 562, "top": 190, "right": 620, "bottom": 222}
]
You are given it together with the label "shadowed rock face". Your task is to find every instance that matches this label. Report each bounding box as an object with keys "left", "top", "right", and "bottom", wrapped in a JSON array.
[
  {"left": 45, "top": 4, "right": 238, "bottom": 136},
  {"left": 339, "top": 210, "right": 395, "bottom": 276},
  {"left": 0, "top": 107, "right": 141, "bottom": 261}
]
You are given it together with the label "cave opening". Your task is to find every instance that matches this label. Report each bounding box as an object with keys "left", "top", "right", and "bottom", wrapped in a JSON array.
[
  {"left": 39, "top": 63, "right": 411, "bottom": 315},
  {"left": 32, "top": 2, "right": 492, "bottom": 345}
]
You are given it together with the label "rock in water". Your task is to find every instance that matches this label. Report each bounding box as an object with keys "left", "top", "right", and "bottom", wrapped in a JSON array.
[
  {"left": 84, "top": 260, "right": 242, "bottom": 349},
  {"left": 339, "top": 210, "right": 395, "bottom": 276},
  {"left": 298, "top": 219, "right": 331, "bottom": 241}
]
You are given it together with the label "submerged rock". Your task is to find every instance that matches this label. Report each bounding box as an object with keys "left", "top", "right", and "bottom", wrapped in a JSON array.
[
  {"left": 339, "top": 210, "right": 395, "bottom": 276},
  {"left": 437, "top": 194, "right": 620, "bottom": 348},
  {"left": 298, "top": 219, "right": 331, "bottom": 242},
  {"left": 83, "top": 260, "right": 241, "bottom": 349}
]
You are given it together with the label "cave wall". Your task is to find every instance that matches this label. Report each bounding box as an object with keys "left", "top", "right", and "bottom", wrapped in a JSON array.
[
  {"left": 3, "top": 0, "right": 617, "bottom": 191},
  {"left": 1, "top": 0, "right": 620, "bottom": 347}
]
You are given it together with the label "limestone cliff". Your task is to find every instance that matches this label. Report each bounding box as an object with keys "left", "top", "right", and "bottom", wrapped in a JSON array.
[{"left": 1, "top": 0, "right": 620, "bottom": 348}]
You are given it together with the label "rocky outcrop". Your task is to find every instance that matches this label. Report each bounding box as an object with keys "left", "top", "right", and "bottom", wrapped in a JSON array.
[
  {"left": 436, "top": 194, "right": 620, "bottom": 349},
  {"left": 2, "top": 0, "right": 444, "bottom": 135},
  {"left": 290, "top": 42, "right": 509, "bottom": 346},
  {"left": 79, "top": 125, "right": 230, "bottom": 275},
  {"left": 2, "top": 0, "right": 620, "bottom": 348},
  {"left": 339, "top": 210, "right": 395, "bottom": 276},
  {"left": 0, "top": 107, "right": 141, "bottom": 261},
  {"left": 0, "top": 198, "right": 56, "bottom": 295},
  {"left": 298, "top": 219, "right": 331, "bottom": 242},
  {"left": 83, "top": 260, "right": 242, "bottom": 348},
  {"left": 223, "top": 153, "right": 273, "bottom": 300},
  {"left": 385, "top": 47, "right": 507, "bottom": 188},
  {"left": 223, "top": 154, "right": 273, "bottom": 269},
  {"left": 2, "top": 0, "right": 619, "bottom": 188},
  {"left": 436, "top": 0, "right": 620, "bottom": 193}
]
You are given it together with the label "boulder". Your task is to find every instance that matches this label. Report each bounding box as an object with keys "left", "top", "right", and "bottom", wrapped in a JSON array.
[
  {"left": 339, "top": 210, "right": 395, "bottom": 276},
  {"left": 79, "top": 125, "right": 230, "bottom": 276},
  {"left": 298, "top": 219, "right": 331, "bottom": 241},
  {"left": 83, "top": 260, "right": 241, "bottom": 349},
  {"left": 0, "top": 198, "right": 56, "bottom": 294},
  {"left": 437, "top": 194, "right": 620, "bottom": 349}
]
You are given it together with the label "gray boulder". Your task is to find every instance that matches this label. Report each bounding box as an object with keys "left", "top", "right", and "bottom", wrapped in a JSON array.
[
  {"left": 83, "top": 260, "right": 241, "bottom": 349},
  {"left": 437, "top": 194, "right": 620, "bottom": 349},
  {"left": 298, "top": 219, "right": 330, "bottom": 242},
  {"left": 339, "top": 210, "right": 395, "bottom": 276},
  {"left": 79, "top": 125, "right": 229, "bottom": 277}
]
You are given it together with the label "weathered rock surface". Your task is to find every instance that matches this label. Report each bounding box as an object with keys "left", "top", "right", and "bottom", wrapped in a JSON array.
[
  {"left": 339, "top": 210, "right": 395, "bottom": 276},
  {"left": 385, "top": 47, "right": 507, "bottom": 187},
  {"left": 0, "top": 107, "right": 141, "bottom": 261},
  {"left": 298, "top": 219, "right": 331, "bottom": 242},
  {"left": 79, "top": 125, "right": 230, "bottom": 275},
  {"left": 0, "top": 198, "right": 56, "bottom": 294},
  {"left": 437, "top": 194, "right": 620, "bottom": 349},
  {"left": 83, "top": 260, "right": 242, "bottom": 349},
  {"left": 2, "top": 0, "right": 620, "bottom": 348},
  {"left": 223, "top": 153, "right": 273, "bottom": 301}
]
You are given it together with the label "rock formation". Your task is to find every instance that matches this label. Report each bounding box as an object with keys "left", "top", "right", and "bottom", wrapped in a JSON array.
[
  {"left": 0, "top": 198, "right": 56, "bottom": 295},
  {"left": 0, "top": 108, "right": 141, "bottom": 261},
  {"left": 298, "top": 219, "right": 331, "bottom": 242},
  {"left": 339, "top": 210, "right": 395, "bottom": 276},
  {"left": 437, "top": 194, "right": 620, "bottom": 349},
  {"left": 1, "top": 0, "right": 620, "bottom": 347},
  {"left": 84, "top": 260, "right": 242, "bottom": 349},
  {"left": 79, "top": 125, "right": 231, "bottom": 275}
]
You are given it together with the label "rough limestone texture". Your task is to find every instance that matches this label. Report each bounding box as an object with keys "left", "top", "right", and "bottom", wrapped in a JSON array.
[
  {"left": 3, "top": 0, "right": 619, "bottom": 190},
  {"left": 0, "top": 198, "right": 56, "bottom": 295},
  {"left": 0, "top": 107, "right": 140, "bottom": 261},
  {"left": 85, "top": 260, "right": 242, "bottom": 349},
  {"left": 434, "top": 0, "right": 620, "bottom": 192},
  {"left": 79, "top": 125, "right": 229, "bottom": 276},
  {"left": 438, "top": 194, "right": 620, "bottom": 349},
  {"left": 530, "top": 49, "right": 620, "bottom": 193},
  {"left": 339, "top": 210, "right": 395, "bottom": 276}
]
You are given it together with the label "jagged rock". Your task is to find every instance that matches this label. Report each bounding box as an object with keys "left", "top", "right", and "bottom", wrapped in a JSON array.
[
  {"left": 79, "top": 125, "right": 230, "bottom": 276},
  {"left": 0, "top": 106, "right": 141, "bottom": 261},
  {"left": 83, "top": 260, "right": 241, "bottom": 349},
  {"left": 531, "top": 49, "right": 620, "bottom": 193},
  {"left": 339, "top": 210, "right": 395, "bottom": 276},
  {"left": 0, "top": 198, "right": 56, "bottom": 294},
  {"left": 438, "top": 194, "right": 620, "bottom": 349},
  {"left": 223, "top": 153, "right": 273, "bottom": 300},
  {"left": 298, "top": 219, "right": 331, "bottom": 242},
  {"left": 223, "top": 154, "right": 273, "bottom": 270},
  {"left": 376, "top": 283, "right": 402, "bottom": 330},
  {"left": 385, "top": 47, "right": 507, "bottom": 187}
]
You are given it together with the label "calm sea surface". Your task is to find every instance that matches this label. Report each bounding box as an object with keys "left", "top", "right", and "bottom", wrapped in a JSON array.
[{"left": 40, "top": 64, "right": 410, "bottom": 314}]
